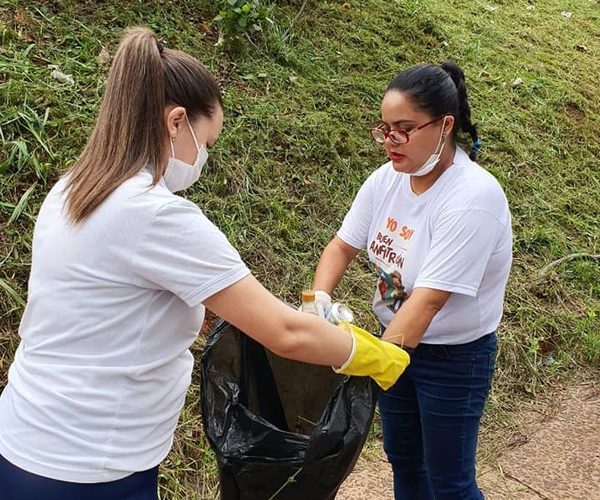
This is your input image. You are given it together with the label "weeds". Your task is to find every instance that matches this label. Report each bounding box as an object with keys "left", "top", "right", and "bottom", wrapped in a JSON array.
[
  {"left": 1, "top": 0, "right": 598, "bottom": 497},
  {"left": 214, "top": 0, "right": 272, "bottom": 42}
]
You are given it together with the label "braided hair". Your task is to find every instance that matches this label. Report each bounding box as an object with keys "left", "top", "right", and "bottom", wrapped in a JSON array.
[{"left": 386, "top": 61, "right": 481, "bottom": 161}]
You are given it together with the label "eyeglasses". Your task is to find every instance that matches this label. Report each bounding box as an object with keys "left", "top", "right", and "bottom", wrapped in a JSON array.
[{"left": 370, "top": 116, "right": 446, "bottom": 145}]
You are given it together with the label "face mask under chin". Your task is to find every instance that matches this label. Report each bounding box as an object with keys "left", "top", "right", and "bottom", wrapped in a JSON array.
[{"left": 410, "top": 116, "right": 449, "bottom": 177}]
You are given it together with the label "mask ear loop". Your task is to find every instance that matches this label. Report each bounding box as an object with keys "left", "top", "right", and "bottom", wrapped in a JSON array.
[
  {"left": 185, "top": 114, "right": 202, "bottom": 152},
  {"left": 435, "top": 116, "right": 449, "bottom": 155}
]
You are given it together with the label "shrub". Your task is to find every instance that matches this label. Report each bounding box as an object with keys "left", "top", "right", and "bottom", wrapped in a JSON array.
[{"left": 214, "top": 0, "right": 272, "bottom": 41}]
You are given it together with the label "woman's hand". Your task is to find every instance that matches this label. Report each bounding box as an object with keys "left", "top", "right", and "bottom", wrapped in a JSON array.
[
  {"left": 335, "top": 321, "right": 410, "bottom": 390},
  {"left": 313, "top": 290, "right": 332, "bottom": 318}
]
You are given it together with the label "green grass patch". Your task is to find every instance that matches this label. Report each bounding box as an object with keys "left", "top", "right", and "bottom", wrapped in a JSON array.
[{"left": 1, "top": 0, "right": 599, "bottom": 497}]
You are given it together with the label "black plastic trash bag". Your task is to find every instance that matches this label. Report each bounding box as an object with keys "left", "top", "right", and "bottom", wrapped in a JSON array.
[{"left": 200, "top": 319, "right": 379, "bottom": 500}]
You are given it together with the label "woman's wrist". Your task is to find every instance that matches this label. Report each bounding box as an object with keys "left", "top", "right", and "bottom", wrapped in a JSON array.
[{"left": 402, "top": 345, "right": 416, "bottom": 355}]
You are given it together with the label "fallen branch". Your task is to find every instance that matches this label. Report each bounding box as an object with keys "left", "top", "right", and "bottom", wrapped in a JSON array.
[
  {"left": 282, "top": 0, "right": 309, "bottom": 40},
  {"left": 537, "top": 253, "right": 600, "bottom": 280},
  {"left": 503, "top": 472, "right": 550, "bottom": 500}
]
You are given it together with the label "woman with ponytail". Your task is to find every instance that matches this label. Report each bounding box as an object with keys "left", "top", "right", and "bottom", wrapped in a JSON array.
[
  {"left": 312, "top": 62, "right": 512, "bottom": 499},
  {"left": 0, "top": 27, "right": 409, "bottom": 499}
]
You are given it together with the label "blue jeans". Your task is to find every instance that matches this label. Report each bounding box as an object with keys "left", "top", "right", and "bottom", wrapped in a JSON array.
[
  {"left": 378, "top": 332, "right": 497, "bottom": 500},
  {"left": 0, "top": 453, "right": 158, "bottom": 500}
]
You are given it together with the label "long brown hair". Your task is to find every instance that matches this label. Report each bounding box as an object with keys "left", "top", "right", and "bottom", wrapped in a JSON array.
[{"left": 65, "top": 27, "right": 222, "bottom": 224}]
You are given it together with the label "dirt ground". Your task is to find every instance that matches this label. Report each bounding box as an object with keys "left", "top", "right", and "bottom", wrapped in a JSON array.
[{"left": 336, "top": 382, "right": 600, "bottom": 499}]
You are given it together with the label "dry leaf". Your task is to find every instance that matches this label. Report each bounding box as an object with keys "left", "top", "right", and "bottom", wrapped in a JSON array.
[
  {"left": 14, "top": 9, "right": 28, "bottom": 26},
  {"left": 197, "top": 22, "right": 213, "bottom": 35},
  {"left": 512, "top": 77, "right": 524, "bottom": 87},
  {"left": 97, "top": 46, "right": 111, "bottom": 66},
  {"left": 561, "top": 11, "right": 572, "bottom": 18}
]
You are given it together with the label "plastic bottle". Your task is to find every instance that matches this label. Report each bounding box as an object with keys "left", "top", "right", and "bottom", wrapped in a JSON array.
[{"left": 300, "top": 290, "right": 319, "bottom": 315}]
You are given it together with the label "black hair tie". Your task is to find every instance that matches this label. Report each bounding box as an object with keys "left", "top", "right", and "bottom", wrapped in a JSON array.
[{"left": 156, "top": 40, "right": 166, "bottom": 54}]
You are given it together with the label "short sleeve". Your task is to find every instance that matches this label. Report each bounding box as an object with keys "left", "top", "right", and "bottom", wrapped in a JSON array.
[
  {"left": 132, "top": 200, "right": 250, "bottom": 307},
  {"left": 337, "top": 175, "right": 376, "bottom": 250},
  {"left": 414, "top": 208, "right": 503, "bottom": 297}
]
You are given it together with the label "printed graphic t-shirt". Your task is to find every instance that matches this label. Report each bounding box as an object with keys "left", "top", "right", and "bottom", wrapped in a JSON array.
[
  {"left": 0, "top": 169, "right": 250, "bottom": 482},
  {"left": 337, "top": 148, "right": 512, "bottom": 344}
]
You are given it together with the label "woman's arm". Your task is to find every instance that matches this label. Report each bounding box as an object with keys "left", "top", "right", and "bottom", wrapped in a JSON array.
[
  {"left": 204, "top": 273, "right": 411, "bottom": 390},
  {"left": 382, "top": 287, "right": 450, "bottom": 348},
  {"left": 312, "top": 236, "right": 360, "bottom": 295},
  {"left": 203, "top": 274, "right": 353, "bottom": 367}
]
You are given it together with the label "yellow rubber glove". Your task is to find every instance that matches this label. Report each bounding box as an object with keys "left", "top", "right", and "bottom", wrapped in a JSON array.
[{"left": 333, "top": 321, "right": 410, "bottom": 390}]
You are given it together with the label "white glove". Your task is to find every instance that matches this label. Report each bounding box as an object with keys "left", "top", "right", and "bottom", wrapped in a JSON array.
[{"left": 314, "top": 290, "right": 332, "bottom": 319}]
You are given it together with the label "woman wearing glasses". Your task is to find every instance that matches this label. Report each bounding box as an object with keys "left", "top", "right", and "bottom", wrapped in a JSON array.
[{"left": 311, "top": 62, "right": 512, "bottom": 499}]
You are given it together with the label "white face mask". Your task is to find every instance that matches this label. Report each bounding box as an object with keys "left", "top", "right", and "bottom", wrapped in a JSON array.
[
  {"left": 411, "top": 116, "right": 448, "bottom": 177},
  {"left": 163, "top": 115, "right": 208, "bottom": 192}
]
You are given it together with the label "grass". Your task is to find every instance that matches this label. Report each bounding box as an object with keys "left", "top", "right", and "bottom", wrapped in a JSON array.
[{"left": 1, "top": 0, "right": 599, "bottom": 497}]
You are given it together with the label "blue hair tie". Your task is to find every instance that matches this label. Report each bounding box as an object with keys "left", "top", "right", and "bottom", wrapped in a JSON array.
[{"left": 469, "top": 138, "right": 481, "bottom": 160}]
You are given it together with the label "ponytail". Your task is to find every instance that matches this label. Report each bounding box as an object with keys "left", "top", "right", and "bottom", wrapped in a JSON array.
[
  {"left": 440, "top": 61, "right": 480, "bottom": 161},
  {"left": 386, "top": 61, "right": 481, "bottom": 161},
  {"left": 65, "top": 27, "right": 222, "bottom": 224}
]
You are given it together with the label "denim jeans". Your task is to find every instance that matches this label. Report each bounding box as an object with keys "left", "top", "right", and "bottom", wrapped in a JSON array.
[
  {"left": 0, "top": 453, "right": 158, "bottom": 500},
  {"left": 378, "top": 332, "right": 497, "bottom": 500}
]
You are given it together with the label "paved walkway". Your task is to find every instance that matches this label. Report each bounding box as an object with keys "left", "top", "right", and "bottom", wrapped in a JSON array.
[{"left": 337, "top": 383, "right": 600, "bottom": 499}]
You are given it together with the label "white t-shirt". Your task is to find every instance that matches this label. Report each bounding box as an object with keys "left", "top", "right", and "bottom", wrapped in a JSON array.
[
  {"left": 338, "top": 148, "right": 512, "bottom": 345},
  {"left": 0, "top": 169, "right": 250, "bottom": 482}
]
